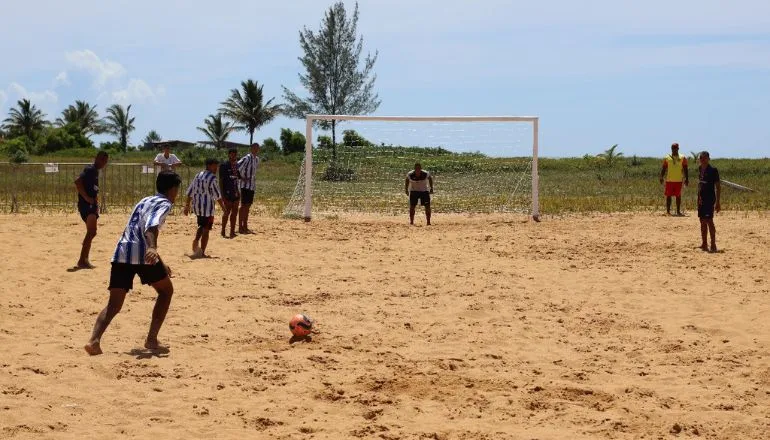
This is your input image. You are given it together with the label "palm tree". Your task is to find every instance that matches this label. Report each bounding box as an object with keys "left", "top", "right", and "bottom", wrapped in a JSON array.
[
  {"left": 597, "top": 144, "right": 624, "bottom": 167},
  {"left": 2, "top": 99, "right": 48, "bottom": 140},
  {"left": 220, "top": 80, "right": 281, "bottom": 145},
  {"left": 104, "top": 104, "right": 136, "bottom": 152},
  {"left": 197, "top": 114, "right": 235, "bottom": 149},
  {"left": 141, "top": 130, "right": 162, "bottom": 150},
  {"left": 55, "top": 100, "right": 105, "bottom": 138}
]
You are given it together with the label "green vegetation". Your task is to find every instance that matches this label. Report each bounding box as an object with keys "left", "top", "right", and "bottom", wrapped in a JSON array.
[
  {"left": 220, "top": 80, "right": 281, "bottom": 146},
  {"left": 282, "top": 1, "right": 380, "bottom": 160},
  {"left": 2, "top": 145, "right": 766, "bottom": 216}
]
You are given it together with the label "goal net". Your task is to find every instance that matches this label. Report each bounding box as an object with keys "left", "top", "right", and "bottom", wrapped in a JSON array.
[{"left": 283, "top": 115, "right": 539, "bottom": 220}]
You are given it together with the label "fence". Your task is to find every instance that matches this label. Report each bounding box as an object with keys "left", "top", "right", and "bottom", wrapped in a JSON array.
[{"left": 0, "top": 162, "right": 197, "bottom": 213}]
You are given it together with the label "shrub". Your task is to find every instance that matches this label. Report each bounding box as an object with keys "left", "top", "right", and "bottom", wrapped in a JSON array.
[
  {"left": 321, "top": 162, "right": 356, "bottom": 181},
  {"left": 342, "top": 129, "right": 372, "bottom": 147},
  {"left": 36, "top": 124, "right": 95, "bottom": 154},
  {"left": 280, "top": 128, "right": 306, "bottom": 155}
]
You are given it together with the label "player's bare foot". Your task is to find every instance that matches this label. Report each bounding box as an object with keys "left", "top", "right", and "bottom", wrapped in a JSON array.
[
  {"left": 229, "top": 232, "right": 236, "bottom": 239},
  {"left": 221, "top": 230, "right": 226, "bottom": 238},
  {"left": 700, "top": 244, "right": 709, "bottom": 251},
  {"left": 76, "top": 261, "right": 95, "bottom": 269},
  {"left": 709, "top": 244, "right": 718, "bottom": 253},
  {"left": 84, "top": 342, "right": 102, "bottom": 355},
  {"left": 144, "top": 338, "right": 161, "bottom": 350},
  {"left": 192, "top": 242, "right": 200, "bottom": 254}
]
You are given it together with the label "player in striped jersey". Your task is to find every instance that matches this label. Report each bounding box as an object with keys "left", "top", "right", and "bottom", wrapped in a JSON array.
[
  {"left": 237, "top": 143, "right": 260, "bottom": 234},
  {"left": 84, "top": 171, "right": 182, "bottom": 356},
  {"left": 184, "top": 158, "right": 225, "bottom": 258}
]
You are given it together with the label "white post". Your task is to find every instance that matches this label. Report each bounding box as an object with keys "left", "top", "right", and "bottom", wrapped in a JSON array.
[
  {"left": 303, "top": 117, "right": 314, "bottom": 221},
  {"left": 532, "top": 117, "right": 540, "bottom": 221}
]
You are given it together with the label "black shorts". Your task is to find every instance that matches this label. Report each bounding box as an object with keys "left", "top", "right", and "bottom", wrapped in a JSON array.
[
  {"left": 223, "top": 193, "right": 240, "bottom": 203},
  {"left": 197, "top": 215, "right": 214, "bottom": 230},
  {"left": 409, "top": 191, "right": 431, "bottom": 207},
  {"left": 78, "top": 201, "right": 99, "bottom": 222},
  {"left": 241, "top": 189, "right": 255, "bottom": 205},
  {"left": 698, "top": 200, "right": 715, "bottom": 219},
  {"left": 108, "top": 261, "right": 169, "bottom": 291}
]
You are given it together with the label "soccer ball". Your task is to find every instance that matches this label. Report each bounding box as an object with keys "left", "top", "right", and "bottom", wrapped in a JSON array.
[{"left": 289, "top": 314, "right": 314, "bottom": 337}]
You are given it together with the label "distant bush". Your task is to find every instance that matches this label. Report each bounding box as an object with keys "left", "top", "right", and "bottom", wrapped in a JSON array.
[
  {"left": 322, "top": 162, "right": 356, "bottom": 181},
  {"left": 261, "top": 137, "right": 281, "bottom": 159},
  {"left": 317, "top": 135, "right": 333, "bottom": 149},
  {"left": 342, "top": 129, "right": 372, "bottom": 147},
  {"left": 36, "top": 125, "right": 94, "bottom": 154},
  {"left": 280, "top": 128, "right": 306, "bottom": 155}
]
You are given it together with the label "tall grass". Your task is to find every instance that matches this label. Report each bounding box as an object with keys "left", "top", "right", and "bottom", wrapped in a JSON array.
[{"left": 2, "top": 149, "right": 767, "bottom": 215}]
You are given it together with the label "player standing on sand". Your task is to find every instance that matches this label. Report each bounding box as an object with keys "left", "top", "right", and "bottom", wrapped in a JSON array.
[
  {"left": 237, "top": 143, "right": 260, "bottom": 234},
  {"left": 153, "top": 144, "right": 182, "bottom": 172},
  {"left": 219, "top": 148, "right": 242, "bottom": 238},
  {"left": 659, "top": 142, "right": 689, "bottom": 216},
  {"left": 404, "top": 162, "right": 434, "bottom": 225},
  {"left": 697, "top": 151, "right": 721, "bottom": 252},
  {"left": 84, "top": 171, "right": 182, "bottom": 355},
  {"left": 184, "top": 159, "right": 225, "bottom": 258},
  {"left": 73, "top": 151, "right": 109, "bottom": 269}
]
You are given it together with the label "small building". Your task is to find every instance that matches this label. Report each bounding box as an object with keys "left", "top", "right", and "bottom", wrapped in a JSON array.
[{"left": 196, "top": 140, "right": 252, "bottom": 150}]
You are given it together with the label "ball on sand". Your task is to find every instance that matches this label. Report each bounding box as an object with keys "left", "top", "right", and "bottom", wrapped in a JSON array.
[{"left": 289, "top": 314, "right": 314, "bottom": 337}]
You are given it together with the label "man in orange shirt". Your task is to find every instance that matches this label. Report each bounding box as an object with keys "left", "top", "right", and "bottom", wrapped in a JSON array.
[{"left": 659, "top": 142, "right": 689, "bottom": 216}]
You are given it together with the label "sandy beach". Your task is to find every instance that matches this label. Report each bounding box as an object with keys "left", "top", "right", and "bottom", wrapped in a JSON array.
[{"left": 0, "top": 211, "right": 768, "bottom": 439}]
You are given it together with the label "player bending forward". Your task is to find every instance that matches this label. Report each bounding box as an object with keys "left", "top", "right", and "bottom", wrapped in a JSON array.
[
  {"left": 84, "top": 171, "right": 182, "bottom": 355},
  {"left": 405, "top": 162, "right": 434, "bottom": 225},
  {"left": 184, "top": 158, "right": 225, "bottom": 258}
]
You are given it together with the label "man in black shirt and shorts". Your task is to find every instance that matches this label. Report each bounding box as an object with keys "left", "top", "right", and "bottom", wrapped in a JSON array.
[
  {"left": 697, "top": 151, "right": 721, "bottom": 252},
  {"left": 404, "top": 162, "right": 434, "bottom": 225},
  {"left": 219, "top": 148, "right": 242, "bottom": 238},
  {"left": 73, "top": 151, "right": 109, "bottom": 269}
]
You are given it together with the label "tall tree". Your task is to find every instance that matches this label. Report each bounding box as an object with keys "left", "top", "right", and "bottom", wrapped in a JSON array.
[
  {"left": 220, "top": 80, "right": 281, "bottom": 145},
  {"left": 2, "top": 99, "right": 48, "bottom": 140},
  {"left": 55, "top": 100, "right": 105, "bottom": 138},
  {"left": 104, "top": 104, "right": 136, "bottom": 152},
  {"left": 197, "top": 113, "right": 235, "bottom": 149},
  {"left": 282, "top": 1, "right": 380, "bottom": 161}
]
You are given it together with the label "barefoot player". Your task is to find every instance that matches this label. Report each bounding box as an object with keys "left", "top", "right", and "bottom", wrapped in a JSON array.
[
  {"left": 404, "top": 162, "right": 434, "bottom": 225},
  {"left": 697, "top": 151, "right": 721, "bottom": 252},
  {"left": 219, "top": 148, "right": 242, "bottom": 238},
  {"left": 237, "top": 143, "right": 260, "bottom": 234},
  {"left": 659, "top": 142, "right": 689, "bottom": 215},
  {"left": 184, "top": 159, "right": 225, "bottom": 258},
  {"left": 84, "top": 171, "right": 182, "bottom": 355},
  {"left": 74, "top": 151, "right": 109, "bottom": 269}
]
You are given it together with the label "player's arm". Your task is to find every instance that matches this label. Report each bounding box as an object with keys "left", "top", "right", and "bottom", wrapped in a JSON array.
[
  {"left": 183, "top": 182, "right": 194, "bottom": 215},
  {"left": 144, "top": 226, "right": 160, "bottom": 264},
  {"left": 74, "top": 175, "right": 95, "bottom": 204},
  {"left": 683, "top": 159, "right": 689, "bottom": 186},
  {"left": 715, "top": 181, "right": 721, "bottom": 212},
  {"left": 429, "top": 175, "right": 434, "bottom": 193},
  {"left": 212, "top": 181, "right": 225, "bottom": 211},
  {"left": 404, "top": 177, "right": 410, "bottom": 195}
]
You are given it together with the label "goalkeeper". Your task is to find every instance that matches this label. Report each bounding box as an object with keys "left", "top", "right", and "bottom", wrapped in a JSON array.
[{"left": 404, "top": 162, "right": 434, "bottom": 225}]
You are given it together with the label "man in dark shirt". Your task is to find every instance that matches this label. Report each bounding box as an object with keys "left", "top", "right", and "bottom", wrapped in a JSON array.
[
  {"left": 218, "top": 148, "right": 242, "bottom": 239},
  {"left": 73, "top": 151, "right": 109, "bottom": 269},
  {"left": 697, "top": 151, "right": 721, "bottom": 252},
  {"left": 404, "top": 162, "right": 434, "bottom": 225}
]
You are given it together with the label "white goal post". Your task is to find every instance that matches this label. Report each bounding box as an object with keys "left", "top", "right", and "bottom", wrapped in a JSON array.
[{"left": 300, "top": 114, "right": 540, "bottom": 221}]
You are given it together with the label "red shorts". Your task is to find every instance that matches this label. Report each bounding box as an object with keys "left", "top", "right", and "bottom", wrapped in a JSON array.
[{"left": 664, "top": 182, "right": 683, "bottom": 197}]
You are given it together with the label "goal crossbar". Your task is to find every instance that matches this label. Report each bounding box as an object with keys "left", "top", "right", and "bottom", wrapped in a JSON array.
[{"left": 301, "top": 115, "right": 540, "bottom": 221}]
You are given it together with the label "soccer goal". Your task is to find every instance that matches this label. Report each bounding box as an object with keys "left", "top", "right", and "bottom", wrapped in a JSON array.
[{"left": 283, "top": 115, "right": 540, "bottom": 221}]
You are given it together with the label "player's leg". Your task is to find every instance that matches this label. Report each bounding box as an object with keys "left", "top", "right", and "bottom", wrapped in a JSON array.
[
  {"left": 193, "top": 217, "right": 204, "bottom": 254},
  {"left": 200, "top": 217, "right": 212, "bottom": 255},
  {"left": 408, "top": 192, "right": 417, "bottom": 225},
  {"left": 146, "top": 277, "right": 174, "bottom": 350},
  {"left": 707, "top": 219, "right": 717, "bottom": 252},
  {"left": 221, "top": 201, "right": 231, "bottom": 237},
  {"left": 77, "top": 214, "right": 98, "bottom": 268},
  {"left": 665, "top": 196, "right": 672, "bottom": 214},
  {"left": 675, "top": 195, "right": 682, "bottom": 215},
  {"left": 238, "top": 203, "right": 248, "bottom": 233},
  {"left": 425, "top": 204, "right": 431, "bottom": 225},
  {"left": 85, "top": 288, "right": 128, "bottom": 355},
  {"left": 229, "top": 199, "right": 239, "bottom": 238},
  {"left": 699, "top": 218, "right": 708, "bottom": 250},
  {"left": 423, "top": 192, "right": 431, "bottom": 225}
]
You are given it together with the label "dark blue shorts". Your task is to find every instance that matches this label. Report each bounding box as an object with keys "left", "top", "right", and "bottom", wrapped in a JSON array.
[
  {"left": 78, "top": 201, "right": 99, "bottom": 222},
  {"left": 240, "top": 189, "right": 255, "bottom": 205},
  {"left": 197, "top": 215, "right": 214, "bottom": 230},
  {"left": 108, "top": 260, "right": 168, "bottom": 291},
  {"left": 698, "top": 200, "right": 715, "bottom": 219},
  {"left": 409, "top": 191, "right": 430, "bottom": 207}
]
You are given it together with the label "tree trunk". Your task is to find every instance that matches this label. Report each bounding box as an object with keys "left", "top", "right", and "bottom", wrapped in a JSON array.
[
  {"left": 249, "top": 129, "right": 254, "bottom": 146},
  {"left": 331, "top": 120, "right": 337, "bottom": 163}
]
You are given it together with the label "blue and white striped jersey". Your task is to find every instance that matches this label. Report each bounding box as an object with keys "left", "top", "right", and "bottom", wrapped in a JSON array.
[
  {"left": 111, "top": 194, "right": 173, "bottom": 265},
  {"left": 237, "top": 153, "right": 260, "bottom": 190},
  {"left": 186, "top": 170, "right": 222, "bottom": 217}
]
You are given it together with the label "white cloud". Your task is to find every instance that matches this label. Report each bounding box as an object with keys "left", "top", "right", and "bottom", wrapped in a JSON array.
[
  {"left": 8, "top": 82, "right": 58, "bottom": 107},
  {"left": 65, "top": 49, "right": 126, "bottom": 89},
  {"left": 111, "top": 78, "right": 160, "bottom": 104},
  {"left": 53, "top": 71, "right": 70, "bottom": 87}
]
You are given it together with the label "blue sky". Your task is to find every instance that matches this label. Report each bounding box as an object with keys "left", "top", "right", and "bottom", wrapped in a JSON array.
[{"left": 1, "top": 0, "right": 769, "bottom": 158}]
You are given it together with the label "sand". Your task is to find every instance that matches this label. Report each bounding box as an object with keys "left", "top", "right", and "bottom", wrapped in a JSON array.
[{"left": 0, "top": 211, "right": 768, "bottom": 439}]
